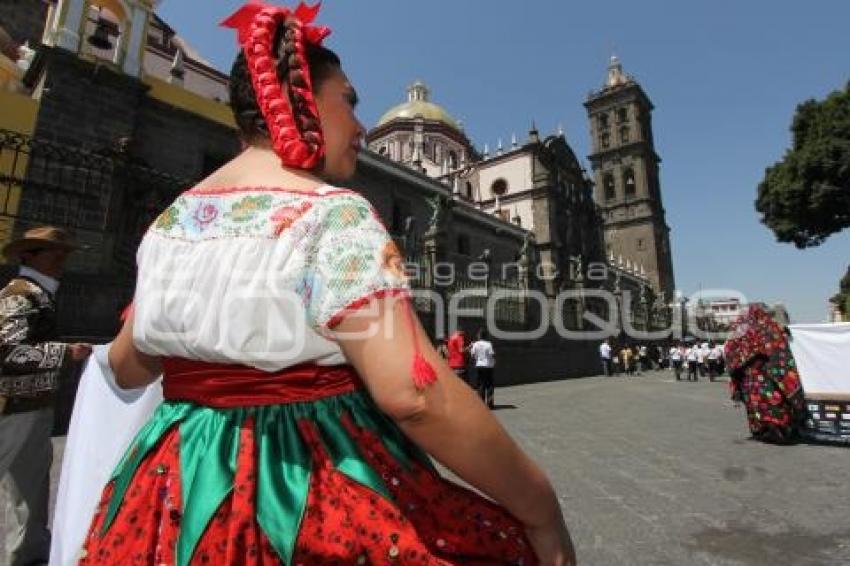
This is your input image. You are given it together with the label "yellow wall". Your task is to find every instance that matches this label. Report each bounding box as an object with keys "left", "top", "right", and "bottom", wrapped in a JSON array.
[
  {"left": 0, "top": 90, "right": 39, "bottom": 135},
  {"left": 143, "top": 76, "right": 236, "bottom": 129},
  {"left": 0, "top": 90, "right": 39, "bottom": 261}
]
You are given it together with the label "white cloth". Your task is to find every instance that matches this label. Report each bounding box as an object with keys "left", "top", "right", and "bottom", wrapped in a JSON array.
[
  {"left": 133, "top": 187, "right": 408, "bottom": 371},
  {"left": 49, "top": 345, "right": 162, "bottom": 566},
  {"left": 669, "top": 347, "right": 682, "bottom": 361},
  {"left": 788, "top": 323, "right": 850, "bottom": 398},
  {"left": 470, "top": 340, "right": 495, "bottom": 368},
  {"left": 599, "top": 342, "right": 611, "bottom": 359}
]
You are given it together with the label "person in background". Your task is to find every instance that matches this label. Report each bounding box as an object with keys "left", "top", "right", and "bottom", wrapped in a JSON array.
[
  {"left": 638, "top": 344, "right": 649, "bottom": 372},
  {"left": 435, "top": 337, "right": 449, "bottom": 360},
  {"left": 470, "top": 329, "right": 496, "bottom": 408},
  {"left": 686, "top": 343, "right": 700, "bottom": 381},
  {"left": 0, "top": 226, "right": 91, "bottom": 566},
  {"left": 599, "top": 338, "right": 612, "bottom": 376},
  {"left": 669, "top": 342, "right": 684, "bottom": 381},
  {"left": 622, "top": 345, "right": 634, "bottom": 377},
  {"left": 447, "top": 329, "right": 470, "bottom": 385}
]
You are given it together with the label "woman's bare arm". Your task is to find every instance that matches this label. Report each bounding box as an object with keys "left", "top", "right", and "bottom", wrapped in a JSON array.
[
  {"left": 108, "top": 312, "right": 162, "bottom": 389},
  {"left": 334, "top": 297, "right": 564, "bottom": 530}
]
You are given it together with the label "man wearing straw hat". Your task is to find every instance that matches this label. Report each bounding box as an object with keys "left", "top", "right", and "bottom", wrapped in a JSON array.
[{"left": 0, "top": 226, "right": 91, "bottom": 565}]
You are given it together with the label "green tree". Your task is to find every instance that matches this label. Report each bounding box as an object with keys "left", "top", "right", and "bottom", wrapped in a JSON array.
[
  {"left": 756, "top": 83, "right": 850, "bottom": 248},
  {"left": 830, "top": 266, "right": 850, "bottom": 318}
]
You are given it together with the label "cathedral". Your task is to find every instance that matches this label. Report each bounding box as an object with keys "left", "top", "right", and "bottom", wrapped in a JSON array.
[{"left": 366, "top": 58, "right": 676, "bottom": 304}]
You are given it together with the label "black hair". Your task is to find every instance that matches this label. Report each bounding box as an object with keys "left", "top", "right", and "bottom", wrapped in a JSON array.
[{"left": 229, "top": 25, "right": 341, "bottom": 143}]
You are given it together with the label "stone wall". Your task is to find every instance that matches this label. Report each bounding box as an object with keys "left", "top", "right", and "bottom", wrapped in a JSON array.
[{"left": 0, "top": 0, "right": 48, "bottom": 48}]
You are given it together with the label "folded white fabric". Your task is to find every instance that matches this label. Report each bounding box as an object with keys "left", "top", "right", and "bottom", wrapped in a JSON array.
[{"left": 49, "top": 344, "right": 162, "bottom": 565}]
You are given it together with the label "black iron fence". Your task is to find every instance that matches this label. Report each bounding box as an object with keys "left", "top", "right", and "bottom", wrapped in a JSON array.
[{"left": 0, "top": 128, "right": 191, "bottom": 336}]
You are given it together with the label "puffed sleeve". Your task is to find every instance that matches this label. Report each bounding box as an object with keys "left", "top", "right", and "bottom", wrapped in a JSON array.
[{"left": 298, "top": 193, "right": 410, "bottom": 335}]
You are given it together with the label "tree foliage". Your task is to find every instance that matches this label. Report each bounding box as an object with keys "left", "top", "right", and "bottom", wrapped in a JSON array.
[
  {"left": 831, "top": 265, "right": 850, "bottom": 317},
  {"left": 756, "top": 83, "right": 850, "bottom": 248}
]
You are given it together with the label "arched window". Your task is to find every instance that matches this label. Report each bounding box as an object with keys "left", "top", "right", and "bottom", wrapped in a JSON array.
[
  {"left": 617, "top": 107, "right": 628, "bottom": 123},
  {"left": 491, "top": 178, "right": 508, "bottom": 197},
  {"left": 603, "top": 174, "right": 616, "bottom": 201},
  {"left": 623, "top": 168, "right": 636, "bottom": 197},
  {"left": 619, "top": 126, "right": 630, "bottom": 144},
  {"left": 600, "top": 132, "right": 610, "bottom": 150}
]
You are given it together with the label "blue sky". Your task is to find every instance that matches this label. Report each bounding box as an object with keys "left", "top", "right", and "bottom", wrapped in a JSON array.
[{"left": 158, "top": 0, "right": 850, "bottom": 323}]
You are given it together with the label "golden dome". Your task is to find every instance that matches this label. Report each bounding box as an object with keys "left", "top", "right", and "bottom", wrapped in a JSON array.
[{"left": 376, "top": 81, "right": 461, "bottom": 130}]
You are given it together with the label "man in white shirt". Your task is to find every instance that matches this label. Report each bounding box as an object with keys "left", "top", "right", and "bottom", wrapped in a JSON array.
[
  {"left": 599, "top": 340, "right": 612, "bottom": 376},
  {"left": 707, "top": 341, "right": 724, "bottom": 381},
  {"left": 669, "top": 343, "right": 684, "bottom": 381},
  {"left": 686, "top": 344, "right": 700, "bottom": 381},
  {"left": 470, "top": 329, "right": 496, "bottom": 408}
]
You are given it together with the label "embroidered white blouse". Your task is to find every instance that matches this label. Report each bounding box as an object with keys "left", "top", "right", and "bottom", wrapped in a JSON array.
[{"left": 132, "top": 186, "right": 409, "bottom": 371}]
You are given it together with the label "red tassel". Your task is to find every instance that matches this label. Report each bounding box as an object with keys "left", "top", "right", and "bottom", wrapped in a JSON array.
[{"left": 412, "top": 353, "right": 438, "bottom": 390}]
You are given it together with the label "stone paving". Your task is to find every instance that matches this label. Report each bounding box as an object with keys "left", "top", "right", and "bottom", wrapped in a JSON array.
[
  {"left": 3, "top": 369, "right": 850, "bottom": 565},
  {"left": 491, "top": 370, "right": 850, "bottom": 565}
]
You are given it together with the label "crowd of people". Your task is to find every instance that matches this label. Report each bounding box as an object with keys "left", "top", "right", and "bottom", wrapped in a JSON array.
[{"left": 599, "top": 339, "right": 727, "bottom": 381}]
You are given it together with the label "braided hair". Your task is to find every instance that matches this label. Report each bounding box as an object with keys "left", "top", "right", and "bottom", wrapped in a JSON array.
[{"left": 229, "top": 18, "right": 340, "bottom": 150}]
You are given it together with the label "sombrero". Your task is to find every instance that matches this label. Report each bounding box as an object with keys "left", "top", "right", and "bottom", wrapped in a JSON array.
[{"left": 2, "top": 225, "right": 80, "bottom": 261}]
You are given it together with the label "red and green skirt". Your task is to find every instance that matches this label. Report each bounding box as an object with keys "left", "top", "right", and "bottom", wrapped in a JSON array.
[{"left": 79, "top": 381, "right": 535, "bottom": 565}]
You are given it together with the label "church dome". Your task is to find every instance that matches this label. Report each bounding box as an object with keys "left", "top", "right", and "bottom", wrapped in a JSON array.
[{"left": 376, "top": 80, "right": 461, "bottom": 130}]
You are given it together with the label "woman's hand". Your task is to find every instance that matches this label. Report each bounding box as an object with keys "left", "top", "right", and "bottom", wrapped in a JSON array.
[{"left": 526, "top": 516, "right": 576, "bottom": 566}]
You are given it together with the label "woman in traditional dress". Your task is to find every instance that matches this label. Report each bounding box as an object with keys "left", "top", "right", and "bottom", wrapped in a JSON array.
[
  {"left": 724, "top": 304, "right": 804, "bottom": 443},
  {"left": 78, "top": 3, "right": 574, "bottom": 564}
]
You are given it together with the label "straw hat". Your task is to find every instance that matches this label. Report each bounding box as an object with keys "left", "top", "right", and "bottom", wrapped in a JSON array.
[{"left": 2, "top": 225, "right": 80, "bottom": 261}]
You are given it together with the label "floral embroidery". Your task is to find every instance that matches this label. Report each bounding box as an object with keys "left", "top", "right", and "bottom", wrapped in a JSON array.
[
  {"left": 229, "top": 194, "right": 274, "bottom": 222},
  {"left": 271, "top": 201, "right": 313, "bottom": 236},
  {"left": 381, "top": 240, "right": 405, "bottom": 279},
  {"left": 142, "top": 189, "right": 411, "bottom": 333},
  {"left": 154, "top": 206, "right": 179, "bottom": 231},
  {"left": 190, "top": 201, "right": 220, "bottom": 232},
  {"left": 325, "top": 202, "right": 369, "bottom": 229}
]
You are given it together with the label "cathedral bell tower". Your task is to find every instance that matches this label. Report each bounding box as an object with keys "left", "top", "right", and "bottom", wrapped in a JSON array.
[
  {"left": 43, "top": 0, "right": 154, "bottom": 77},
  {"left": 584, "top": 56, "right": 675, "bottom": 300}
]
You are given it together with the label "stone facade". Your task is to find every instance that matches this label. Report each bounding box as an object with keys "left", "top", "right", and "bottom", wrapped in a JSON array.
[{"left": 0, "top": 0, "right": 49, "bottom": 49}]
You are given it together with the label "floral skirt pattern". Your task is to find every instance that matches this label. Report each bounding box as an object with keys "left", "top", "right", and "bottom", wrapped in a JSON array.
[
  {"left": 733, "top": 364, "right": 804, "bottom": 443},
  {"left": 79, "top": 391, "right": 536, "bottom": 565}
]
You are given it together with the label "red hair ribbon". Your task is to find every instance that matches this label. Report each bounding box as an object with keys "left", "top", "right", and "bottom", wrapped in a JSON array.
[{"left": 221, "top": 2, "right": 330, "bottom": 169}]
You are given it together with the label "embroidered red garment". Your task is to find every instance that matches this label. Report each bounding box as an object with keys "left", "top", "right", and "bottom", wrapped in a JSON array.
[{"left": 81, "top": 415, "right": 537, "bottom": 565}]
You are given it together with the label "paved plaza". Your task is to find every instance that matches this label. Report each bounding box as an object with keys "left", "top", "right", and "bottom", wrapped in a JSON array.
[{"left": 3, "top": 369, "right": 850, "bottom": 565}]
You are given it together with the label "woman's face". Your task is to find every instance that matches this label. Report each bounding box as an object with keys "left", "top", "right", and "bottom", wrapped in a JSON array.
[{"left": 314, "top": 67, "right": 364, "bottom": 182}]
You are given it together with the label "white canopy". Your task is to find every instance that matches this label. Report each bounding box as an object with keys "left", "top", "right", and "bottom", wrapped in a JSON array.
[{"left": 788, "top": 323, "right": 850, "bottom": 399}]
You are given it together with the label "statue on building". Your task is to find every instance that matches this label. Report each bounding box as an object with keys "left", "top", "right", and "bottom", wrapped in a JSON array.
[{"left": 425, "top": 193, "right": 451, "bottom": 235}]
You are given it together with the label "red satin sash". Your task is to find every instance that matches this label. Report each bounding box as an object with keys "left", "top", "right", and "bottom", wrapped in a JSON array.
[{"left": 161, "top": 358, "right": 362, "bottom": 408}]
